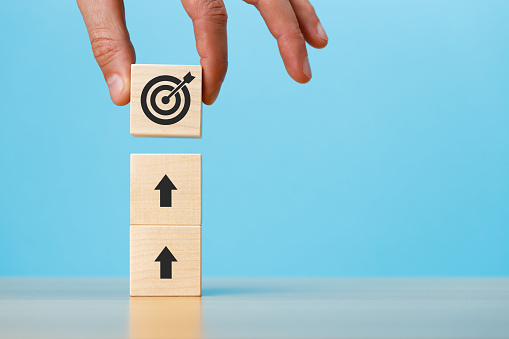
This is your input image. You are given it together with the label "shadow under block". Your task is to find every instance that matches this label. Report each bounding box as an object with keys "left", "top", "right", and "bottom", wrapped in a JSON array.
[
  {"left": 131, "top": 154, "right": 201, "bottom": 226},
  {"left": 130, "top": 226, "right": 201, "bottom": 297},
  {"left": 130, "top": 64, "right": 202, "bottom": 138}
]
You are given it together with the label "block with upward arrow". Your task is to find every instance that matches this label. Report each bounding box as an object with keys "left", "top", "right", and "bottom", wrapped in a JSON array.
[
  {"left": 131, "top": 154, "right": 201, "bottom": 226},
  {"left": 131, "top": 225, "right": 201, "bottom": 296}
]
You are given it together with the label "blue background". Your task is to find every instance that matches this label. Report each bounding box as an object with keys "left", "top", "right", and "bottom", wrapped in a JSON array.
[{"left": 0, "top": 0, "right": 508, "bottom": 277}]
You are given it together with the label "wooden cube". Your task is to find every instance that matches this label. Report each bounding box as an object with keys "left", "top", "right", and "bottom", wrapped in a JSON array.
[
  {"left": 130, "top": 297, "right": 201, "bottom": 339},
  {"left": 130, "top": 225, "right": 201, "bottom": 296},
  {"left": 130, "top": 64, "right": 202, "bottom": 138},
  {"left": 131, "top": 154, "right": 201, "bottom": 226}
]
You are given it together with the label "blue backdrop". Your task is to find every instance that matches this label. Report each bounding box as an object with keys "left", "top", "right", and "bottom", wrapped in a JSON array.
[{"left": 0, "top": 0, "right": 508, "bottom": 277}]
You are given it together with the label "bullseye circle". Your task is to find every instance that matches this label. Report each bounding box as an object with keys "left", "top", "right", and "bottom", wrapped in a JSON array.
[
  {"left": 141, "top": 75, "right": 191, "bottom": 125},
  {"left": 150, "top": 84, "right": 181, "bottom": 116}
]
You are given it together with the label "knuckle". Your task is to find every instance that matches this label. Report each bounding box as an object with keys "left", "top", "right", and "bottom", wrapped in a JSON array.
[
  {"left": 201, "top": 55, "right": 228, "bottom": 71},
  {"left": 193, "top": 0, "right": 228, "bottom": 24},
  {"left": 89, "top": 33, "right": 122, "bottom": 68},
  {"left": 278, "top": 30, "right": 305, "bottom": 43}
]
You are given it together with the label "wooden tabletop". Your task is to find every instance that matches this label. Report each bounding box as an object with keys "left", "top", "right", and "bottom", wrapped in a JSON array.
[{"left": 0, "top": 278, "right": 508, "bottom": 338}]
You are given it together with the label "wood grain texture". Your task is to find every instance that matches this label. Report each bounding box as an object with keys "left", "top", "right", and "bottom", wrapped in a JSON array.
[
  {"left": 131, "top": 154, "right": 201, "bottom": 226},
  {"left": 130, "top": 64, "right": 202, "bottom": 138},
  {"left": 130, "top": 225, "right": 201, "bottom": 297}
]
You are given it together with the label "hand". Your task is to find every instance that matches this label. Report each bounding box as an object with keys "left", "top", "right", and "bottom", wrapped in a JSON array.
[{"left": 77, "top": 0, "right": 328, "bottom": 106}]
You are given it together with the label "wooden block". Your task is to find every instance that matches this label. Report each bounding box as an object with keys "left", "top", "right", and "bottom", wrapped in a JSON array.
[
  {"left": 130, "top": 297, "right": 201, "bottom": 339},
  {"left": 130, "top": 225, "right": 201, "bottom": 296},
  {"left": 130, "top": 64, "right": 202, "bottom": 138},
  {"left": 131, "top": 154, "right": 201, "bottom": 226}
]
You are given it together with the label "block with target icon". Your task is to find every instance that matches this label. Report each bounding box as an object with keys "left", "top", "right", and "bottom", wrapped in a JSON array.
[
  {"left": 130, "top": 225, "right": 201, "bottom": 296},
  {"left": 131, "top": 154, "right": 201, "bottom": 226},
  {"left": 130, "top": 64, "right": 202, "bottom": 138}
]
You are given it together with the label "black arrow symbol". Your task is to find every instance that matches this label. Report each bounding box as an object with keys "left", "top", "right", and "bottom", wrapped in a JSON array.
[
  {"left": 155, "top": 175, "right": 177, "bottom": 207},
  {"left": 162, "top": 72, "right": 195, "bottom": 104},
  {"left": 155, "top": 246, "right": 177, "bottom": 279}
]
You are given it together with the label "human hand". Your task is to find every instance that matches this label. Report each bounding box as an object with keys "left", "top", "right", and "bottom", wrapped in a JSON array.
[{"left": 77, "top": 0, "right": 328, "bottom": 106}]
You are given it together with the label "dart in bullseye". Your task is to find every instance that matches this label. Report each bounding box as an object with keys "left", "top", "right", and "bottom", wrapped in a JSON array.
[
  {"left": 161, "top": 72, "right": 195, "bottom": 104},
  {"left": 138, "top": 69, "right": 199, "bottom": 126}
]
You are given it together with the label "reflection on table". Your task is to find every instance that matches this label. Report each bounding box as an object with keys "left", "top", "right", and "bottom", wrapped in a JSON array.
[{"left": 130, "top": 297, "right": 201, "bottom": 339}]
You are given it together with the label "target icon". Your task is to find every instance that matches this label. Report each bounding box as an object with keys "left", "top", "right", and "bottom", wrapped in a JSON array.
[{"left": 141, "top": 72, "right": 196, "bottom": 125}]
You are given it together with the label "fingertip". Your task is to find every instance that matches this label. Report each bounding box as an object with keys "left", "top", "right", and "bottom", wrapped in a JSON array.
[
  {"left": 293, "top": 74, "right": 311, "bottom": 84},
  {"left": 203, "top": 95, "right": 215, "bottom": 106},
  {"left": 288, "top": 56, "right": 312, "bottom": 84},
  {"left": 303, "top": 56, "right": 312, "bottom": 79},
  {"left": 314, "top": 41, "right": 328, "bottom": 49},
  {"left": 107, "top": 74, "right": 130, "bottom": 106},
  {"left": 203, "top": 82, "right": 221, "bottom": 105},
  {"left": 312, "top": 21, "right": 328, "bottom": 49},
  {"left": 278, "top": 37, "right": 312, "bottom": 84},
  {"left": 201, "top": 57, "right": 227, "bottom": 105},
  {"left": 310, "top": 37, "right": 328, "bottom": 50},
  {"left": 301, "top": 21, "right": 328, "bottom": 49},
  {"left": 317, "top": 22, "right": 328, "bottom": 41},
  {"left": 288, "top": 66, "right": 312, "bottom": 84}
]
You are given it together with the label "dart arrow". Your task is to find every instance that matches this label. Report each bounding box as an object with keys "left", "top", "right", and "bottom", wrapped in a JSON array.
[
  {"left": 155, "top": 246, "right": 177, "bottom": 279},
  {"left": 155, "top": 175, "right": 177, "bottom": 207},
  {"left": 162, "top": 72, "right": 195, "bottom": 102}
]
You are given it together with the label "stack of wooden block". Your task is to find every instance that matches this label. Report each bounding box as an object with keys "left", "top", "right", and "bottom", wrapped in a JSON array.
[{"left": 129, "top": 65, "right": 203, "bottom": 296}]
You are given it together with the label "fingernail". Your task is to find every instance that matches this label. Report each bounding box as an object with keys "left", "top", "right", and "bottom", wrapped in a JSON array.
[
  {"left": 303, "top": 56, "right": 312, "bottom": 79},
  {"left": 317, "top": 22, "right": 328, "bottom": 41},
  {"left": 107, "top": 74, "right": 124, "bottom": 101}
]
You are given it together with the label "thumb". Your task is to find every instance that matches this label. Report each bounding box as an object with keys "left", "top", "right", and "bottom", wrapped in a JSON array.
[{"left": 77, "top": 0, "right": 135, "bottom": 106}]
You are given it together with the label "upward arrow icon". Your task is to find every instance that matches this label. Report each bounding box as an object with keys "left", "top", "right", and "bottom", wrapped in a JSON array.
[
  {"left": 155, "top": 246, "right": 177, "bottom": 279},
  {"left": 155, "top": 175, "right": 177, "bottom": 207}
]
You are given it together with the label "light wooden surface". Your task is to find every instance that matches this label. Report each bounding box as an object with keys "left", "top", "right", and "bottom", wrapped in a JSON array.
[
  {"left": 130, "top": 296, "right": 201, "bottom": 339},
  {"left": 0, "top": 278, "right": 508, "bottom": 338},
  {"left": 130, "top": 64, "right": 202, "bottom": 138},
  {"left": 130, "top": 226, "right": 201, "bottom": 296},
  {"left": 130, "top": 154, "right": 201, "bottom": 226}
]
